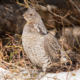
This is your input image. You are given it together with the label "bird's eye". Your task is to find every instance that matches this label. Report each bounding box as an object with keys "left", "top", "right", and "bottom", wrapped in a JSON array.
[{"left": 30, "top": 14, "right": 32, "bottom": 16}]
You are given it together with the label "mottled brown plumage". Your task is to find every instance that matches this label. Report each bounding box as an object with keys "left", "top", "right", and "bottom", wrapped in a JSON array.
[{"left": 22, "top": 7, "right": 67, "bottom": 72}]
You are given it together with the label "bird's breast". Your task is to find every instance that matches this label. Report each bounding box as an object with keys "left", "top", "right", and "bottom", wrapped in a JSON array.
[{"left": 22, "top": 34, "right": 51, "bottom": 67}]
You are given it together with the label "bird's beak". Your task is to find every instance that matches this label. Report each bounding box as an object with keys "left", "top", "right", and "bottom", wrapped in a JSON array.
[
  {"left": 22, "top": 11, "right": 27, "bottom": 17},
  {"left": 22, "top": 14, "right": 25, "bottom": 17}
]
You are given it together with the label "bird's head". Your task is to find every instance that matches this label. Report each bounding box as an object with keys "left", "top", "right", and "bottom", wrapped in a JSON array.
[
  {"left": 23, "top": 6, "right": 40, "bottom": 22},
  {"left": 23, "top": 6, "right": 48, "bottom": 35}
]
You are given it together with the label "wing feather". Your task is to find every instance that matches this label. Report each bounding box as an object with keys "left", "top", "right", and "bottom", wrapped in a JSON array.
[{"left": 43, "top": 33, "right": 61, "bottom": 62}]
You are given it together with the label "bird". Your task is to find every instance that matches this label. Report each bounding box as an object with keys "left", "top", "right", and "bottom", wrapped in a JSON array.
[{"left": 22, "top": 6, "right": 67, "bottom": 73}]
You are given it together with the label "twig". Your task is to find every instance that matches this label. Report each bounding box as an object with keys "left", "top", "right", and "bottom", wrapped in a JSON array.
[
  {"left": 69, "top": 0, "right": 80, "bottom": 13},
  {"left": 70, "top": 15, "right": 80, "bottom": 23},
  {"left": 61, "top": 10, "right": 71, "bottom": 20},
  {"left": 16, "top": 0, "right": 29, "bottom": 8},
  {"left": 48, "top": 9, "right": 76, "bottom": 27},
  {"left": 0, "top": 59, "right": 26, "bottom": 70},
  {"left": 5, "top": 34, "right": 14, "bottom": 45}
]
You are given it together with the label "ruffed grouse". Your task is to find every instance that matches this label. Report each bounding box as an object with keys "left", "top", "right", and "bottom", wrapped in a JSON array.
[{"left": 22, "top": 6, "right": 67, "bottom": 73}]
